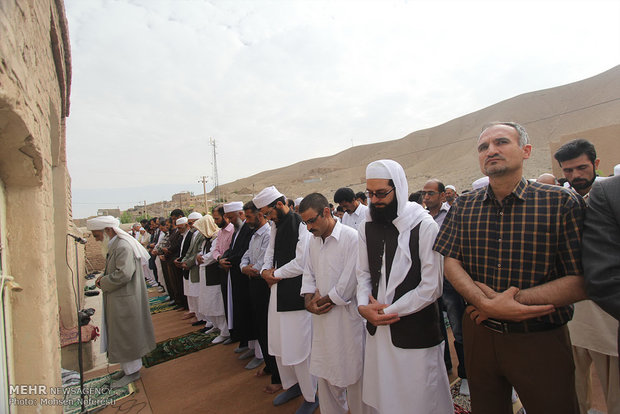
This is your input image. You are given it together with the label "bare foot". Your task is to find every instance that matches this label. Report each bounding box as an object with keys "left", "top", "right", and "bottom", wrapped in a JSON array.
[
  {"left": 263, "top": 384, "right": 282, "bottom": 394},
  {"left": 255, "top": 367, "right": 267, "bottom": 377}
]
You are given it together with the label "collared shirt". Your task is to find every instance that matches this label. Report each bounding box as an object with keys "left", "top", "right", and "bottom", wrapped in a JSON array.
[
  {"left": 211, "top": 223, "right": 234, "bottom": 260},
  {"left": 433, "top": 177, "right": 585, "bottom": 325},
  {"left": 240, "top": 222, "right": 271, "bottom": 273},
  {"left": 429, "top": 203, "right": 450, "bottom": 228},
  {"left": 341, "top": 203, "right": 368, "bottom": 231}
]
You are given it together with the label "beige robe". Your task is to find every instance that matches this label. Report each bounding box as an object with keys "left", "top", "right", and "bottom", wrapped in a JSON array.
[{"left": 100, "top": 237, "right": 156, "bottom": 363}]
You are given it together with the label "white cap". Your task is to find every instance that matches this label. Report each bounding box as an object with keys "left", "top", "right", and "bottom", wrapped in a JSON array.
[
  {"left": 366, "top": 161, "right": 392, "bottom": 179},
  {"left": 615, "top": 164, "right": 620, "bottom": 176},
  {"left": 445, "top": 185, "right": 456, "bottom": 191},
  {"left": 176, "top": 217, "right": 188, "bottom": 225},
  {"left": 294, "top": 197, "right": 303, "bottom": 206},
  {"left": 253, "top": 186, "right": 284, "bottom": 209},
  {"left": 472, "top": 176, "right": 489, "bottom": 190},
  {"left": 223, "top": 201, "right": 243, "bottom": 213},
  {"left": 188, "top": 212, "right": 203, "bottom": 220},
  {"left": 86, "top": 216, "right": 120, "bottom": 230}
]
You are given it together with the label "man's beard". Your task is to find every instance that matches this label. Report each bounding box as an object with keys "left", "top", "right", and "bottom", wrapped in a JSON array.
[
  {"left": 570, "top": 175, "right": 596, "bottom": 191},
  {"left": 233, "top": 217, "right": 244, "bottom": 229},
  {"left": 216, "top": 219, "right": 226, "bottom": 229},
  {"left": 445, "top": 195, "right": 455, "bottom": 203},
  {"left": 369, "top": 197, "right": 398, "bottom": 224},
  {"left": 101, "top": 233, "right": 110, "bottom": 256}
]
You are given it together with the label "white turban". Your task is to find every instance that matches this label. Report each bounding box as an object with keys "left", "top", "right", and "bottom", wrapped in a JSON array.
[
  {"left": 294, "top": 197, "right": 303, "bottom": 207},
  {"left": 615, "top": 164, "right": 620, "bottom": 176},
  {"left": 472, "top": 176, "right": 489, "bottom": 190},
  {"left": 253, "top": 186, "right": 284, "bottom": 209},
  {"left": 176, "top": 217, "right": 188, "bottom": 225},
  {"left": 188, "top": 212, "right": 203, "bottom": 220},
  {"left": 445, "top": 185, "right": 456, "bottom": 191},
  {"left": 364, "top": 159, "right": 429, "bottom": 307},
  {"left": 86, "top": 216, "right": 149, "bottom": 261},
  {"left": 87, "top": 216, "right": 120, "bottom": 230},
  {"left": 223, "top": 201, "right": 243, "bottom": 213}
]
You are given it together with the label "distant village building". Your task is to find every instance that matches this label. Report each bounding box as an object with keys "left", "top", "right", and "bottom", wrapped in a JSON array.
[{"left": 97, "top": 208, "right": 120, "bottom": 217}]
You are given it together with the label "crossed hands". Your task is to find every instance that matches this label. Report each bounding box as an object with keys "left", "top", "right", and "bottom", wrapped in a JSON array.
[
  {"left": 467, "top": 282, "right": 555, "bottom": 324},
  {"left": 358, "top": 296, "right": 400, "bottom": 327},
  {"left": 261, "top": 268, "right": 281, "bottom": 287},
  {"left": 305, "top": 290, "right": 334, "bottom": 315}
]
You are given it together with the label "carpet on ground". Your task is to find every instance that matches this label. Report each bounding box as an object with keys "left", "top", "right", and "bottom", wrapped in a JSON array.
[
  {"left": 148, "top": 295, "right": 169, "bottom": 304},
  {"left": 63, "top": 371, "right": 134, "bottom": 414},
  {"left": 142, "top": 330, "right": 218, "bottom": 368},
  {"left": 450, "top": 379, "right": 524, "bottom": 414}
]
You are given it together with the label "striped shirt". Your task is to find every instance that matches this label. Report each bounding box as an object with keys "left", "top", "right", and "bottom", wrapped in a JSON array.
[{"left": 433, "top": 178, "right": 585, "bottom": 325}]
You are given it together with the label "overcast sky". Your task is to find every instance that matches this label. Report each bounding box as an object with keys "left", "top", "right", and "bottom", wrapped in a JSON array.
[{"left": 65, "top": 0, "right": 620, "bottom": 218}]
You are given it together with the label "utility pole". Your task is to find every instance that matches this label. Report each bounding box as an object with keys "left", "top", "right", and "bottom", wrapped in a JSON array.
[
  {"left": 210, "top": 138, "right": 220, "bottom": 202},
  {"left": 198, "top": 175, "right": 209, "bottom": 213}
]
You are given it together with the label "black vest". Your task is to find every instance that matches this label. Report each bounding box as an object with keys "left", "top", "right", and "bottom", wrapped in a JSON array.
[
  {"left": 202, "top": 238, "right": 221, "bottom": 286},
  {"left": 180, "top": 229, "right": 193, "bottom": 280},
  {"left": 274, "top": 210, "right": 305, "bottom": 312},
  {"left": 365, "top": 221, "right": 442, "bottom": 349}
]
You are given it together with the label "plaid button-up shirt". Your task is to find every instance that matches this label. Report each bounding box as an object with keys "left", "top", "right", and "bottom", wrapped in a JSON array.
[{"left": 433, "top": 177, "right": 585, "bottom": 325}]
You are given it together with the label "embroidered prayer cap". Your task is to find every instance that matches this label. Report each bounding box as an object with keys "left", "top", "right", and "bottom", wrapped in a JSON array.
[
  {"left": 223, "top": 201, "right": 243, "bottom": 213},
  {"left": 87, "top": 216, "right": 120, "bottom": 231},
  {"left": 472, "top": 176, "right": 489, "bottom": 190},
  {"left": 294, "top": 197, "right": 303, "bottom": 207},
  {"left": 193, "top": 214, "right": 219, "bottom": 239},
  {"left": 366, "top": 159, "right": 409, "bottom": 218},
  {"left": 176, "top": 217, "right": 188, "bottom": 225},
  {"left": 188, "top": 212, "right": 203, "bottom": 220},
  {"left": 445, "top": 185, "right": 456, "bottom": 191},
  {"left": 253, "top": 186, "right": 284, "bottom": 209}
]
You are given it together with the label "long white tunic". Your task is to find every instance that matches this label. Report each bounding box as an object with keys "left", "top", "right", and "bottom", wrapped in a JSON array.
[
  {"left": 357, "top": 215, "right": 453, "bottom": 414},
  {"left": 261, "top": 221, "right": 312, "bottom": 366},
  {"left": 301, "top": 221, "right": 365, "bottom": 387},
  {"left": 197, "top": 237, "right": 225, "bottom": 317}
]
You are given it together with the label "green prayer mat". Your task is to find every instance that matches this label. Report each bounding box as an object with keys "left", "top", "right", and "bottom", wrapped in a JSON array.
[
  {"left": 149, "top": 295, "right": 169, "bottom": 304},
  {"left": 150, "top": 301, "right": 175, "bottom": 314},
  {"left": 63, "top": 371, "right": 134, "bottom": 414},
  {"left": 142, "top": 330, "right": 218, "bottom": 368}
]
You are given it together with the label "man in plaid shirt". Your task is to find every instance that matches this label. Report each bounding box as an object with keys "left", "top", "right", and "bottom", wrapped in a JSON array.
[{"left": 434, "top": 122, "right": 586, "bottom": 414}]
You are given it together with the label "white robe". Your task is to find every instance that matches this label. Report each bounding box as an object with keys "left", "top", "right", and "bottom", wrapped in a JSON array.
[
  {"left": 198, "top": 237, "right": 226, "bottom": 317},
  {"left": 357, "top": 214, "right": 453, "bottom": 414},
  {"left": 301, "top": 221, "right": 364, "bottom": 387},
  {"left": 262, "top": 221, "right": 312, "bottom": 365}
]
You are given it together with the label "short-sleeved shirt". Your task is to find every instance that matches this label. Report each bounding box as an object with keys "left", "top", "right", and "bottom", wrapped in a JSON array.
[{"left": 433, "top": 177, "right": 585, "bottom": 325}]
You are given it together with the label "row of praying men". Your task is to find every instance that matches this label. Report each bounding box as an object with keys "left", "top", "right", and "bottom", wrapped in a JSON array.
[{"left": 127, "top": 127, "right": 618, "bottom": 414}]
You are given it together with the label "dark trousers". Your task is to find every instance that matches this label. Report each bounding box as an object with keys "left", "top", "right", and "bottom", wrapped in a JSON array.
[
  {"left": 149, "top": 255, "right": 158, "bottom": 282},
  {"left": 438, "top": 297, "right": 452, "bottom": 371},
  {"left": 463, "top": 315, "right": 579, "bottom": 414},
  {"left": 159, "top": 258, "right": 173, "bottom": 297},
  {"left": 443, "top": 279, "right": 467, "bottom": 378},
  {"left": 249, "top": 278, "right": 280, "bottom": 385},
  {"left": 167, "top": 262, "right": 188, "bottom": 309},
  {"left": 230, "top": 270, "right": 252, "bottom": 344}
]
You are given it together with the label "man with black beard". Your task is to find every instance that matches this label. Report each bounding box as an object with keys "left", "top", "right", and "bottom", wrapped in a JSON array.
[
  {"left": 554, "top": 138, "right": 600, "bottom": 199},
  {"left": 357, "top": 160, "right": 453, "bottom": 414},
  {"left": 165, "top": 209, "right": 187, "bottom": 310},
  {"left": 218, "top": 202, "right": 255, "bottom": 353}
]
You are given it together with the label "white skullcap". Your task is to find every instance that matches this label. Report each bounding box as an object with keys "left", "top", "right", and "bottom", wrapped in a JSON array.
[
  {"left": 472, "top": 176, "right": 489, "bottom": 190},
  {"left": 139, "top": 227, "right": 145, "bottom": 231},
  {"left": 294, "top": 197, "right": 303, "bottom": 206},
  {"left": 87, "top": 216, "right": 120, "bottom": 231},
  {"left": 366, "top": 161, "right": 392, "bottom": 179},
  {"left": 223, "top": 201, "right": 243, "bottom": 213},
  {"left": 176, "top": 217, "right": 188, "bottom": 225},
  {"left": 445, "top": 185, "right": 456, "bottom": 191},
  {"left": 253, "top": 186, "right": 284, "bottom": 209},
  {"left": 188, "top": 212, "right": 203, "bottom": 220},
  {"left": 615, "top": 164, "right": 620, "bottom": 176}
]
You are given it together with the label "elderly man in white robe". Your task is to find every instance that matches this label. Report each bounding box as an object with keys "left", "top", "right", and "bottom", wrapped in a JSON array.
[
  {"left": 180, "top": 212, "right": 205, "bottom": 324},
  {"left": 254, "top": 186, "right": 319, "bottom": 414},
  {"left": 299, "top": 193, "right": 376, "bottom": 414},
  {"left": 357, "top": 160, "right": 453, "bottom": 413},
  {"left": 87, "top": 216, "right": 156, "bottom": 389}
]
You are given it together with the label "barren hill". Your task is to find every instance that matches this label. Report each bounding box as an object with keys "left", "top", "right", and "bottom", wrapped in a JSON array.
[{"left": 218, "top": 66, "right": 620, "bottom": 201}]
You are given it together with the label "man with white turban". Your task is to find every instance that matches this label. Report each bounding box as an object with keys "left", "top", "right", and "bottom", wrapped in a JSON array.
[
  {"left": 254, "top": 186, "right": 319, "bottom": 414},
  {"left": 180, "top": 212, "right": 206, "bottom": 324},
  {"left": 87, "top": 216, "right": 156, "bottom": 389},
  {"left": 357, "top": 160, "right": 453, "bottom": 413}
]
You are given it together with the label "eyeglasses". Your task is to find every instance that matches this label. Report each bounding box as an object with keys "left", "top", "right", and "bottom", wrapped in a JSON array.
[
  {"left": 302, "top": 211, "right": 323, "bottom": 225},
  {"left": 365, "top": 187, "right": 395, "bottom": 199},
  {"left": 421, "top": 191, "right": 439, "bottom": 197}
]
